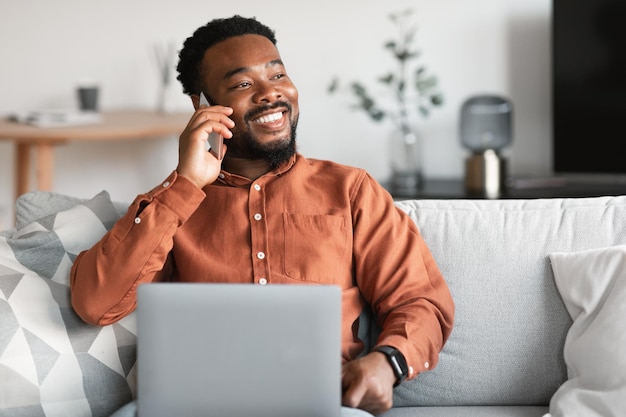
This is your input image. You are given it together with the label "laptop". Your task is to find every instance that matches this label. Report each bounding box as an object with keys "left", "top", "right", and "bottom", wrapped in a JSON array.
[{"left": 136, "top": 283, "right": 342, "bottom": 417}]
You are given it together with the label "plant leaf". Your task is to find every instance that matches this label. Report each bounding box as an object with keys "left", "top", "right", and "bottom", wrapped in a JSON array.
[
  {"left": 416, "top": 76, "right": 438, "bottom": 92},
  {"left": 379, "top": 73, "right": 394, "bottom": 84},
  {"left": 327, "top": 78, "right": 339, "bottom": 93},
  {"left": 431, "top": 94, "right": 444, "bottom": 106}
]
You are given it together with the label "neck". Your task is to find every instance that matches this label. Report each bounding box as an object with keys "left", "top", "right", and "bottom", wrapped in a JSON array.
[{"left": 221, "top": 156, "right": 273, "bottom": 181}]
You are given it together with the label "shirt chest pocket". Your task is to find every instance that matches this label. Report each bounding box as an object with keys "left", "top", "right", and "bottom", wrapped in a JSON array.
[{"left": 282, "top": 213, "right": 350, "bottom": 283}]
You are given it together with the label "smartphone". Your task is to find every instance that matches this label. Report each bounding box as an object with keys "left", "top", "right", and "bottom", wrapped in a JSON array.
[{"left": 199, "top": 92, "right": 224, "bottom": 159}]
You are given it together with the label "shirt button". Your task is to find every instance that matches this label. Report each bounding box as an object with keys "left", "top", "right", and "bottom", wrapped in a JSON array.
[
  {"left": 424, "top": 362, "right": 429, "bottom": 369},
  {"left": 254, "top": 213, "right": 262, "bottom": 221},
  {"left": 253, "top": 184, "right": 261, "bottom": 191},
  {"left": 134, "top": 217, "right": 141, "bottom": 224},
  {"left": 162, "top": 181, "right": 170, "bottom": 187},
  {"left": 259, "top": 278, "right": 267, "bottom": 285},
  {"left": 257, "top": 252, "right": 265, "bottom": 260}
]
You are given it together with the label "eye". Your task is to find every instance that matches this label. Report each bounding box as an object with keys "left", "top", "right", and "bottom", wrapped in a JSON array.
[{"left": 233, "top": 81, "right": 252, "bottom": 89}]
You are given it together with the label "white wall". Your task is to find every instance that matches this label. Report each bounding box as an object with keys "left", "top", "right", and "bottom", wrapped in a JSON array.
[{"left": 0, "top": 0, "right": 552, "bottom": 227}]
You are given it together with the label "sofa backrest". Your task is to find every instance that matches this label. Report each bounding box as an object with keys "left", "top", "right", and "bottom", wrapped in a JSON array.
[{"left": 390, "top": 196, "right": 626, "bottom": 406}]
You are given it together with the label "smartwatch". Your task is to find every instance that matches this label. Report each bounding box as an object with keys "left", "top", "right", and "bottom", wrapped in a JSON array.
[{"left": 374, "top": 345, "right": 409, "bottom": 387}]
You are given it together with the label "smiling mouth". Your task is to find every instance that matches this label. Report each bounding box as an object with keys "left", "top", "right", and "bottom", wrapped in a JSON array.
[{"left": 252, "top": 111, "right": 283, "bottom": 124}]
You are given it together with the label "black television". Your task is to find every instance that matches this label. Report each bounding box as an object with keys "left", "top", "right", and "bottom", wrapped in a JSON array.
[{"left": 552, "top": 0, "right": 626, "bottom": 179}]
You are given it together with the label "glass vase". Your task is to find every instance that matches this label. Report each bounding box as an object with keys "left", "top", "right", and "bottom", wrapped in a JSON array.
[{"left": 389, "top": 128, "right": 423, "bottom": 197}]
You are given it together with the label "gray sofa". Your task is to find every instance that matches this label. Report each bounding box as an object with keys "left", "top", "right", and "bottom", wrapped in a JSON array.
[{"left": 1, "top": 190, "right": 625, "bottom": 417}]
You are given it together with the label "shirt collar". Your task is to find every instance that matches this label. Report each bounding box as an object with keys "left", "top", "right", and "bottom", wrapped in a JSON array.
[{"left": 216, "top": 153, "right": 298, "bottom": 186}]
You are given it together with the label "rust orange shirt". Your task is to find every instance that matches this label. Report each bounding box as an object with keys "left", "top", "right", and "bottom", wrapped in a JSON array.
[{"left": 70, "top": 153, "right": 453, "bottom": 380}]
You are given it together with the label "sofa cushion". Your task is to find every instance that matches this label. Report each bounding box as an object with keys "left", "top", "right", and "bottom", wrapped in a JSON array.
[
  {"left": 381, "top": 405, "right": 549, "bottom": 417},
  {"left": 391, "top": 196, "right": 626, "bottom": 407},
  {"left": 14, "top": 190, "right": 128, "bottom": 230},
  {"left": 0, "top": 191, "right": 134, "bottom": 417},
  {"left": 547, "top": 245, "right": 626, "bottom": 416},
  {"left": 14, "top": 191, "right": 87, "bottom": 230}
]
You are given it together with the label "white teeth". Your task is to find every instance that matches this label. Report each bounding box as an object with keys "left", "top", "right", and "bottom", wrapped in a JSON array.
[{"left": 254, "top": 112, "right": 282, "bottom": 124}]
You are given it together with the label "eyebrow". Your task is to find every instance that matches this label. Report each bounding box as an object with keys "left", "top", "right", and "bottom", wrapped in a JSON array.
[{"left": 223, "top": 59, "right": 285, "bottom": 80}]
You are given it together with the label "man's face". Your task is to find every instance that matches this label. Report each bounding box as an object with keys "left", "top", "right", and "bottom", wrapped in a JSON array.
[{"left": 199, "top": 34, "right": 299, "bottom": 164}]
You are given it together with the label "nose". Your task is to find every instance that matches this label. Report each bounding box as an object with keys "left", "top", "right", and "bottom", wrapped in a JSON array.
[{"left": 253, "top": 81, "right": 282, "bottom": 103}]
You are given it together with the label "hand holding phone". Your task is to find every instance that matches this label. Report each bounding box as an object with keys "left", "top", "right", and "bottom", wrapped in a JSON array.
[{"left": 200, "top": 92, "right": 224, "bottom": 159}]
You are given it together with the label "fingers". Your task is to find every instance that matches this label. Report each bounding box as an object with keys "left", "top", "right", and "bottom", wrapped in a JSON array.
[
  {"left": 342, "top": 377, "right": 367, "bottom": 409},
  {"left": 186, "top": 105, "right": 234, "bottom": 139},
  {"left": 342, "top": 382, "right": 391, "bottom": 416},
  {"left": 176, "top": 106, "right": 234, "bottom": 189},
  {"left": 179, "top": 106, "right": 233, "bottom": 161},
  {"left": 341, "top": 357, "right": 394, "bottom": 416}
]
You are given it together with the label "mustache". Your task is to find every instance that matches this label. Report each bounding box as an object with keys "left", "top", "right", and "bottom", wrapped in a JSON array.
[{"left": 244, "top": 101, "right": 292, "bottom": 122}]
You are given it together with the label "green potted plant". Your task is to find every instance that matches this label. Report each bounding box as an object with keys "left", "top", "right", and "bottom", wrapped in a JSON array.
[{"left": 328, "top": 9, "right": 443, "bottom": 195}]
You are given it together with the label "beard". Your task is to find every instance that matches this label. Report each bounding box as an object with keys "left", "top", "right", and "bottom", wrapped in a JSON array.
[{"left": 226, "top": 101, "right": 298, "bottom": 168}]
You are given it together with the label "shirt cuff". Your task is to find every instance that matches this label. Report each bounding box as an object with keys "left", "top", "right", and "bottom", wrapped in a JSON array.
[{"left": 147, "top": 171, "right": 206, "bottom": 223}]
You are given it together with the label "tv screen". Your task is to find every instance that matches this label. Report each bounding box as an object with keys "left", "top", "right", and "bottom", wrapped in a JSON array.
[{"left": 553, "top": 0, "right": 626, "bottom": 176}]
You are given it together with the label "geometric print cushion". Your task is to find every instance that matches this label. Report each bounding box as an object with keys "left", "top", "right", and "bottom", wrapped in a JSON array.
[{"left": 0, "top": 191, "right": 136, "bottom": 417}]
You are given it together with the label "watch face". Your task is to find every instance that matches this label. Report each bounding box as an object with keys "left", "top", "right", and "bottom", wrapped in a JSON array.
[
  {"left": 391, "top": 350, "right": 408, "bottom": 378},
  {"left": 460, "top": 95, "right": 513, "bottom": 152}
]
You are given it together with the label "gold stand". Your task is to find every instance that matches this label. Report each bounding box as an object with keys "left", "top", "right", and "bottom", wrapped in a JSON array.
[{"left": 465, "top": 149, "right": 506, "bottom": 198}]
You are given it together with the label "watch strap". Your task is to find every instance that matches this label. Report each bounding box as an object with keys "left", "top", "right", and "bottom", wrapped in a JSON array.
[{"left": 374, "top": 345, "right": 408, "bottom": 387}]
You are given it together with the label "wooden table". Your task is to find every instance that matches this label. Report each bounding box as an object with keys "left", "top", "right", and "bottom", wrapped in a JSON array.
[{"left": 0, "top": 110, "right": 191, "bottom": 200}]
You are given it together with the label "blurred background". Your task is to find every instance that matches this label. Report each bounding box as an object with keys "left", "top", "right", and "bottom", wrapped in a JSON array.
[{"left": 0, "top": 0, "right": 550, "bottom": 226}]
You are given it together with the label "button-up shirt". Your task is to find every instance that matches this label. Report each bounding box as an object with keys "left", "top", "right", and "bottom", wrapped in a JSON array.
[{"left": 70, "top": 153, "right": 454, "bottom": 380}]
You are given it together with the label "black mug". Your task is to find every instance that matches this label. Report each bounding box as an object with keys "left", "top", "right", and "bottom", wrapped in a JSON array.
[{"left": 77, "top": 86, "right": 99, "bottom": 112}]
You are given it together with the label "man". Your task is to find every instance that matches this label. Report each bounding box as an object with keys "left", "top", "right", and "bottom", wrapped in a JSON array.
[{"left": 70, "top": 15, "right": 454, "bottom": 416}]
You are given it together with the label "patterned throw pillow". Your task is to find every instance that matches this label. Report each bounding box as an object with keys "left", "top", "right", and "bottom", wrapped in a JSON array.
[{"left": 0, "top": 191, "right": 136, "bottom": 417}]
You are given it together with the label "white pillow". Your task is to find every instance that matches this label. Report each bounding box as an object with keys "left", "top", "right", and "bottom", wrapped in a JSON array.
[
  {"left": 548, "top": 245, "right": 626, "bottom": 417},
  {"left": 0, "top": 191, "right": 136, "bottom": 417}
]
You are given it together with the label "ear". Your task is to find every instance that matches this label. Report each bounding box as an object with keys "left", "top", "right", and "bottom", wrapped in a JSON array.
[{"left": 190, "top": 94, "right": 200, "bottom": 110}]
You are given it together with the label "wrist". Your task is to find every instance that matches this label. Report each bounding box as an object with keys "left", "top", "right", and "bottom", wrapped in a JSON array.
[
  {"left": 374, "top": 345, "right": 408, "bottom": 387},
  {"left": 176, "top": 170, "right": 207, "bottom": 190}
]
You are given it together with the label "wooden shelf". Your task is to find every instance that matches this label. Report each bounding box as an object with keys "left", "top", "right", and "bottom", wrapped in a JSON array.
[
  {"left": 0, "top": 110, "right": 191, "bottom": 200},
  {"left": 390, "top": 178, "right": 626, "bottom": 200}
]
